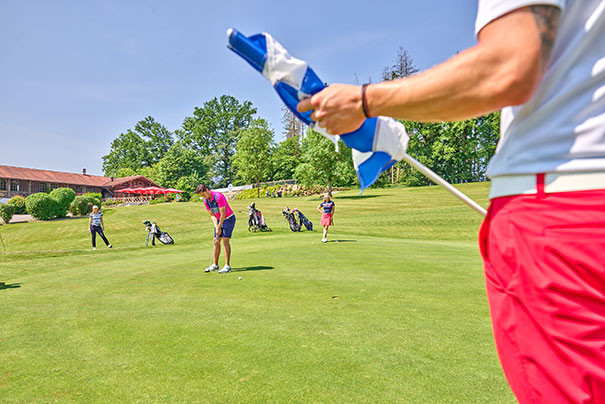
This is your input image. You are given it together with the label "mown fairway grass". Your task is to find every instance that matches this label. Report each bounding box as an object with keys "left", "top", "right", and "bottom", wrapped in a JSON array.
[{"left": 0, "top": 183, "right": 515, "bottom": 403}]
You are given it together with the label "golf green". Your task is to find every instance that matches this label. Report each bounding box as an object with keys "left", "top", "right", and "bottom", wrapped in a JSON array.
[{"left": 0, "top": 183, "right": 515, "bottom": 403}]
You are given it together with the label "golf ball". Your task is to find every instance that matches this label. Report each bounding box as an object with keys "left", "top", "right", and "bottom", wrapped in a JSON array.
[{"left": 238, "top": 276, "right": 242, "bottom": 280}]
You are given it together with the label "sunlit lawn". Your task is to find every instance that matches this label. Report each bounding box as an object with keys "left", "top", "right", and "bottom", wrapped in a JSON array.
[{"left": 0, "top": 183, "right": 515, "bottom": 403}]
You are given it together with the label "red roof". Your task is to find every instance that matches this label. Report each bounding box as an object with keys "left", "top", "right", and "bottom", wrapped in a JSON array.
[
  {"left": 0, "top": 165, "right": 158, "bottom": 189},
  {"left": 109, "top": 175, "right": 159, "bottom": 188}
]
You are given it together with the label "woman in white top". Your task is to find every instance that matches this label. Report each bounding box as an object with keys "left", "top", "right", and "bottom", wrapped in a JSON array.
[{"left": 88, "top": 205, "right": 112, "bottom": 250}]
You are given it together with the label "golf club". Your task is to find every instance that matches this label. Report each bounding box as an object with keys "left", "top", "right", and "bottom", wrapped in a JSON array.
[{"left": 0, "top": 228, "right": 5, "bottom": 253}]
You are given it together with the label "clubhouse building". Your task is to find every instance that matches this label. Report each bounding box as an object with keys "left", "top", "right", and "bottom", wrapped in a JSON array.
[{"left": 0, "top": 165, "right": 159, "bottom": 200}]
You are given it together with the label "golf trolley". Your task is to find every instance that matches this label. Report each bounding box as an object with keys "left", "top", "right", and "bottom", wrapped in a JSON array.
[
  {"left": 143, "top": 220, "right": 174, "bottom": 246},
  {"left": 248, "top": 202, "right": 271, "bottom": 232}
]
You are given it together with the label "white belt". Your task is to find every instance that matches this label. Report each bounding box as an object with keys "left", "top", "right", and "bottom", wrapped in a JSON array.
[{"left": 489, "top": 171, "right": 605, "bottom": 199}]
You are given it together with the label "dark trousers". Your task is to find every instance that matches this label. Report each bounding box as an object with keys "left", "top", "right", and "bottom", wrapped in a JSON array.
[{"left": 91, "top": 225, "right": 110, "bottom": 247}]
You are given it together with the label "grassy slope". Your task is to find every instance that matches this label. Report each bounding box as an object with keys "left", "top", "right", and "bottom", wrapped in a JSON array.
[{"left": 0, "top": 183, "right": 514, "bottom": 403}]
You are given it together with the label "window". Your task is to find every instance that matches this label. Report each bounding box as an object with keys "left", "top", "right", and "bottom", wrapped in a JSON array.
[
  {"left": 50, "top": 183, "right": 58, "bottom": 190},
  {"left": 75, "top": 185, "right": 82, "bottom": 193},
  {"left": 0, "top": 180, "right": 6, "bottom": 191},
  {"left": 39, "top": 182, "right": 47, "bottom": 192},
  {"left": 10, "top": 181, "right": 19, "bottom": 192}
]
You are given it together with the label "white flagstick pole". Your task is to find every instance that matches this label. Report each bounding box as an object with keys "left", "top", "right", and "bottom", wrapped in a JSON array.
[{"left": 401, "top": 153, "right": 487, "bottom": 217}]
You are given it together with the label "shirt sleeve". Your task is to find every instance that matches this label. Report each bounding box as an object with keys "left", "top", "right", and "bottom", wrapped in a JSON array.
[
  {"left": 475, "top": 0, "right": 565, "bottom": 37},
  {"left": 203, "top": 199, "right": 210, "bottom": 211},
  {"left": 215, "top": 192, "right": 227, "bottom": 208}
]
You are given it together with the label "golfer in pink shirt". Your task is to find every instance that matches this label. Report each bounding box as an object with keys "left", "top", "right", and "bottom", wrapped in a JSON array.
[{"left": 196, "top": 184, "right": 236, "bottom": 274}]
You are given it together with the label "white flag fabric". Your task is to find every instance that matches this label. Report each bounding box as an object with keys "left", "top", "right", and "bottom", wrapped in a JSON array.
[{"left": 228, "top": 29, "right": 410, "bottom": 190}]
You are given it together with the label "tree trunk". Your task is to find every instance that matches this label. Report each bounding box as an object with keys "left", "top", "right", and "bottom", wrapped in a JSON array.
[
  {"left": 328, "top": 177, "right": 333, "bottom": 197},
  {"left": 256, "top": 175, "right": 260, "bottom": 198}
]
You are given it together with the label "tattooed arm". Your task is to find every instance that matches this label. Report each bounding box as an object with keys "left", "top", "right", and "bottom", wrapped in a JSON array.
[{"left": 298, "top": 6, "right": 561, "bottom": 133}]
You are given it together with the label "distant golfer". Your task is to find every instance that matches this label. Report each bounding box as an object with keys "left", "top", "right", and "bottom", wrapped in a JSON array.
[
  {"left": 89, "top": 205, "right": 112, "bottom": 250},
  {"left": 196, "top": 184, "right": 235, "bottom": 274},
  {"left": 317, "top": 194, "right": 335, "bottom": 243}
]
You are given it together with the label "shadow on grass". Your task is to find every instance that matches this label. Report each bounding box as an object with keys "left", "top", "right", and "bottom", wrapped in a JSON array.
[
  {"left": 0, "top": 282, "right": 21, "bottom": 290},
  {"left": 327, "top": 240, "right": 357, "bottom": 243},
  {"left": 233, "top": 265, "right": 274, "bottom": 272},
  {"left": 334, "top": 195, "right": 383, "bottom": 200}
]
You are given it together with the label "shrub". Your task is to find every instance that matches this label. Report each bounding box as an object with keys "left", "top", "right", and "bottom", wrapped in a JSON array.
[
  {"left": 7, "top": 195, "right": 26, "bottom": 214},
  {"left": 84, "top": 193, "right": 102, "bottom": 207},
  {"left": 149, "top": 196, "right": 167, "bottom": 205},
  {"left": 49, "top": 188, "right": 76, "bottom": 217},
  {"left": 25, "top": 193, "right": 60, "bottom": 220},
  {"left": 70, "top": 195, "right": 100, "bottom": 216},
  {"left": 0, "top": 204, "right": 16, "bottom": 224}
]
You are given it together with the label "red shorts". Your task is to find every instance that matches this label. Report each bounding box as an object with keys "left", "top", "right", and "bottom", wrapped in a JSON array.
[
  {"left": 320, "top": 213, "right": 332, "bottom": 226},
  {"left": 479, "top": 189, "right": 605, "bottom": 404}
]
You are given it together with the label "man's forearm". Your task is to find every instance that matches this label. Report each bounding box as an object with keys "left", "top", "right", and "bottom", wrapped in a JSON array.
[
  {"left": 367, "top": 7, "right": 557, "bottom": 122},
  {"left": 298, "top": 6, "right": 557, "bottom": 134}
]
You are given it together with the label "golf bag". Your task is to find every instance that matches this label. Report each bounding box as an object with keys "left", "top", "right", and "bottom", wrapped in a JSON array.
[
  {"left": 248, "top": 202, "right": 271, "bottom": 232},
  {"left": 282, "top": 207, "right": 301, "bottom": 232},
  {"left": 143, "top": 220, "right": 174, "bottom": 246},
  {"left": 292, "top": 208, "right": 313, "bottom": 231}
]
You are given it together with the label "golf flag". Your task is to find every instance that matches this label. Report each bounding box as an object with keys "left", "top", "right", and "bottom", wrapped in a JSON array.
[{"left": 227, "top": 29, "right": 409, "bottom": 191}]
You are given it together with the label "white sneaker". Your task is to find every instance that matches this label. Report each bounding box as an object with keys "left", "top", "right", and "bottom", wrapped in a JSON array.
[
  {"left": 205, "top": 264, "right": 219, "bottom": 273},
  {"left": 322, "top": 238, "right": 327, "bottom": 243},
  {"left": 108, "top": 245, "right": 112, "bottom": 249},
  {"left": 218, "top": 265, "right": 232, "bottom": 274},
  {"left": 93, "top": 247, "right": 96, "bottom": 250}
]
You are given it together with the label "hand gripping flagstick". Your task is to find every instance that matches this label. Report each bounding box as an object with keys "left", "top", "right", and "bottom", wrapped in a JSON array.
[{"left": 227, "top": 29, "right": 487, "bottom": 217}]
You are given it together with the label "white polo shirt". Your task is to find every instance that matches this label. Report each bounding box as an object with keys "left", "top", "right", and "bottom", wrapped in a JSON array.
[{"left": 475, "top": 0, "right": 605, "bottom": 178}]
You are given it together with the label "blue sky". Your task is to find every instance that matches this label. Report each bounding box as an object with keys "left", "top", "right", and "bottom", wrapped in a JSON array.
[{"left": 0, "top": 0, "right": 478, "bottom": 176}]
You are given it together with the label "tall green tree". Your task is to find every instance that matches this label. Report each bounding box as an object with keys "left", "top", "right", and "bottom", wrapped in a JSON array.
[
  {"left": 400, "top": 111, "right": 500, "bottom": 186},
  {"left": 232, "top": 119, "right": 274, "bottom": 197},
  {"left": 177, "top": 95, "right": 256, "bottom": 186},
  {"left": 294, "top": 129, "right": 356, "bottom": 195},
  {"left": 271, "top": 135, "right": 302, "bottom": 181},
  {"left": 102, "top": 116, "right": 173, "bottom": 177},
  {"left": 155, "top": 142, "right": 207, "bottom": 188}
]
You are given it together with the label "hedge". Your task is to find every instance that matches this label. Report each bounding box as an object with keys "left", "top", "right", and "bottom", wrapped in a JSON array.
[
  {"left": 25, "top": 193, "right": 60, "bottom": 220},
  {"left": 0, "top": 204, "right": 16, "bottom": 224},
  {"left": 7, "top": 195, "right": 27, "bottom": 214}
]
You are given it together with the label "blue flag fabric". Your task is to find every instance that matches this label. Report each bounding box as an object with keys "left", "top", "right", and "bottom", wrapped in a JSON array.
[{"left": 227, "top": 29, "right": 409, "bottom": 191}]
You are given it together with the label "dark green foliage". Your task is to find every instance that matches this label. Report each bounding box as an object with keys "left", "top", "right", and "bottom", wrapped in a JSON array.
[
  {"left": 7, "top": 195, "right": 26, "bottom": 214},
  {"left": 233, "top": 119, "right": 274, "bottom": 197},
  {"left": 149, "top": 196, "right": 168, "bottom": 205},
  {"left": 271, "top": 136, "right": 301, "bottom": 181},
  {"left": 155, "top": 142, "right": 207, "bottom": 188},
  {"left": 25, "top": 193, "right": 60, "bottom": 220},
  {"left": 0, "top": 204, "right": 16, "bottom": 224},
  {"left": 102, "top": 116, "right": 174, "bottom": 177},
  {"left": 85, "top": 193, "right": 102, "bottom": 207},
  {"left": 294, "top": 129, "right": 357, "bottom": 194},
  {"left": 401, "top": 112, "right": 500, "bottom": 186},
  {"left": 49, "top": 188, "right": 76, "bottom": 218},
  {"left": 70, "top": 194, "right": 102, "bottom": 216},
  {"left": 178, "top": 95, "right": 257, "bottom": 187}
]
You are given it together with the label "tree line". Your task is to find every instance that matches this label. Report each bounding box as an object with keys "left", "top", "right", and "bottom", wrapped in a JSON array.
[{"left": 102, "top": 48, "right": 500, "bottom": 197}]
